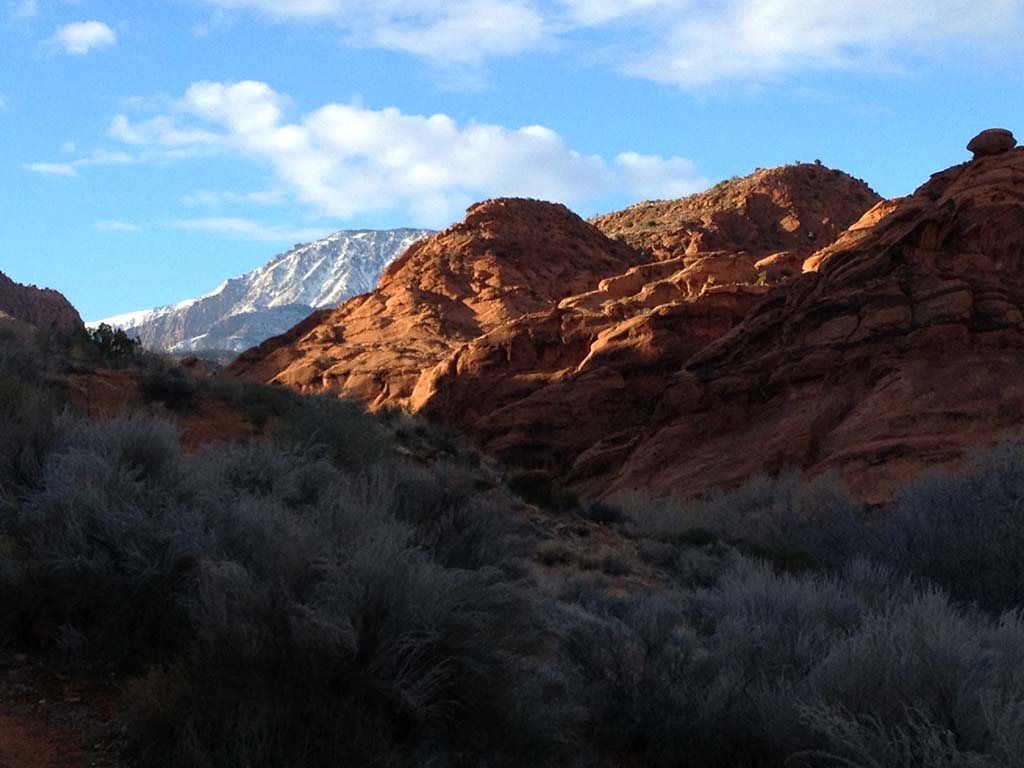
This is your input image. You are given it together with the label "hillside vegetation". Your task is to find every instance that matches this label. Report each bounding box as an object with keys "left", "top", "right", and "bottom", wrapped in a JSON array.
[{"left": 4, "top": 322, "right": 1024, "bottom": 767}]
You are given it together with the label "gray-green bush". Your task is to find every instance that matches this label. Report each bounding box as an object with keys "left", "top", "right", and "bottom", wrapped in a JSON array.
[{"left": 7, "top": 329, "right": 1024, "bottom": 768}]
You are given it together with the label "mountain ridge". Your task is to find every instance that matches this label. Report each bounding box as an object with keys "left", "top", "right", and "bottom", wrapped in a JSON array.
[{"left": 93, "top": 228, "right": 433, "bottom": 354}]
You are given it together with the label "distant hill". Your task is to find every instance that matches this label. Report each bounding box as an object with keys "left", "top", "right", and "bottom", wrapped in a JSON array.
[{"left": 92, "top": 228, "right": 433, "bottom": 355}]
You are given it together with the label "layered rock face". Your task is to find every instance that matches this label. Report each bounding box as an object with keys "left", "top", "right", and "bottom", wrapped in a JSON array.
[
  {"left": 411, "top": 167, "right": 880, "bottom": 481},
  {"left": 608, "top": 142, "right": 1024, "bottom": 501},
  {"left": 0, "top": 271, "right": 82, "bottom": 334},
  {"left": 592, "top": 162, "right": 879, "bottom": 262},
  {"left": 232, "top": 199, "right": 650, "bottom": 408},
  {"left": 233, "top": 165, "right": 883, "bottom": 491}
]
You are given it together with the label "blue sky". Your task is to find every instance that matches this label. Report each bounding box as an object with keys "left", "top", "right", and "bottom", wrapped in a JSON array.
[{"left": 2, "top": 0, "right": 1023, "bottom": 320}]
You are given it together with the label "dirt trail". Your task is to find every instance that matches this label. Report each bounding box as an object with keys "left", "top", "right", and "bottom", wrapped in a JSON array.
[{"left": 0, "top": 653, "right": 126, "bottom": 768}]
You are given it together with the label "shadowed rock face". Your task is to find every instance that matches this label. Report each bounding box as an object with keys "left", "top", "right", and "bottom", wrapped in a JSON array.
[
  {"left": 0, "top": 272, "right": 82, "bottom": 334},
  {"left": 232, "top": 147, "right": 1024, "bottom": 500},
  {"left": 233, "top": 164, "right": 888, "bottom": 496},
  {"left": 408, "top": 167, "right": 878, "bottom": 484},
  {"left": 967, "top": 128, "right": 1016, "bottom": 159},
  {"left": 607, "top": 146, "right": 1024, "bottom": 502}
]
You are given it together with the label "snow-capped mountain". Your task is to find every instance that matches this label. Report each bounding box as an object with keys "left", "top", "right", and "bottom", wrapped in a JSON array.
[{"left": 92, "top": 228, "right": 433, "bottom": 355}]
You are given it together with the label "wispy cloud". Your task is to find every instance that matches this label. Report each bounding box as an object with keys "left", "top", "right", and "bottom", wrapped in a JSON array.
[
  {"left": 165, "top": 217, "right": 326, "bottom": 243},
  {"left": 182, "top": 188, "right": 284, "bottom": 207},
  {"left": 22, "top": 148, "right": 136, "bottom": 178},
  {"left": 96, "top": 220, "right": 142, "bottom": 233},
  {"left": 23, "top": 161, "right": 78, "bottom": 176},
  {"left": 110, "top": 80, "right": 707, "bottom": 227},
  {"left": 606, "top": 0, "right": 1024, "bottom": 87},
  {"left": 197, "top": 0, "right": 548, "bottom": 65},
  {"left": 47, "top": 20, "right": 118, "bottom": 55},
  {"left": 195, "top": 0, "right": 1024, "bottom": 87},
  {"left": 0, "top": 94, "right": 7, "bottom": 111}
]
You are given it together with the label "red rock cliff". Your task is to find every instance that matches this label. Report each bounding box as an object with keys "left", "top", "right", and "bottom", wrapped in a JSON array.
[{"left": 0, "top": 271, "right": 83, "bottom": 334}]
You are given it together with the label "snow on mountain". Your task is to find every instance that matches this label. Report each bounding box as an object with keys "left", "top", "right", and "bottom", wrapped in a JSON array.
[{"left": 91, "top": 228, "right": 433, "bottom": 355}]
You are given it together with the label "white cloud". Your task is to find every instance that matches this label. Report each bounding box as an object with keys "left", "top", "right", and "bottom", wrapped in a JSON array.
[
  {"left": 569, "top": 0, "right": 1024, "bottom": 86},
  {"left": 0, "top": 94, "right": 7, "bottom": 111},
  {"left": 560, "top": 0, "right": 664, "bottom": 25},
  {"left": 47, "top": 20, "right": 118, "bottom": 55},
  {"left": 166, "top": 217, "right": 326, "bottom": 243},
  {"left": 23, "top": 161, "right": 77, "bottom": 176},
  {"left": 110, "top": 80, "right": 707, "bottom": 226},
  {"left": 367, "top": 0, "right": 548, "bottom": 64},
  {"left": 182, "top": 188, "right": 284, "bottom": 207},
  {"left": 198, "top": 0, "right": 1024, "bottom": 86},
  {"left": 615, "top": 152, "right": 706, "bottom": 199},
  {"left": 198, "top": 0, "right": 549, "bottom": 65},
  {"left": 96, "top": 220, "right": 142, "bottom": 232}
]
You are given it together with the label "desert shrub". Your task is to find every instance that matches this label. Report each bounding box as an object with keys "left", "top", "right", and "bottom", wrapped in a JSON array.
[
  {"left": 188, "top": 440, "right": 342, "bottom": 508},
  {"left": 274, "top": 392, "right": 388, "bottom": 468},
  {"left": 0, "top": 374, "right": 61, "bottom": 495},
  {"left": 549, "top": 556, "right": 1024, "bottom": 767},
  {"left": 508, "top": 469, "right": 579, "bottom": 512},
  {"left": 14, "top": 368, "right": 1024, "bottom": 766},
  {"left": 874, "top": 439, "right": 1024, "bottom": 612},
  {"left": 580, "top": 499, "right": 628, "bottom": 525},
  {"left": 128, "top": 494, "right": 545, "bottom": 768},
  {"left": 140, "top": 361, "right": 199, "bottom": 412},
  {"left": 3, "top": 414, "right": 193, "bottom": 662},
  {"left": 206, "top": 376, "right": 293, "bottom": 432},
  {"left": 794, "top": 590, "right": 1024, "bottom": 767},
  {"left": 535, "top": 539, "right": 577, "bottom": 567},
  {"left": 637, "top": 536, "right": 738, "bottom": 588},
  {"left": 556, "top": 591, "right": 709, "bottom": 766},
  {"left": 666, "top": 558, "right": 1024, "bottom": 767},
  {"left": 361, "top": 461, "right": 533, "bottom": 572},
  {"left": 593, "top": 553, "right": 632, "bottom": 576},
  {"left": 622, "top": 471, "right": 866, "bottom": 570},
  {"left": 0, "top": 406, "right": 566, "bottom": 767},
  {"left": 419, "top": 496, "right": 527, "bottom": 572},
  {"left": 794, "top": 707, "right": 1000, "bottom": 768}
]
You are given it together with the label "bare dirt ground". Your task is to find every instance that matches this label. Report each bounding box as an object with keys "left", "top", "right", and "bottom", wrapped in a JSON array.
[{"left": 0, "top": 652, "right": 127, "bottom": 768}]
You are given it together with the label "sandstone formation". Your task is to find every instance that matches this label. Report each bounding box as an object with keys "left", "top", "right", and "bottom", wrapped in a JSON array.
[
  {"left": 607, "top": 144, "right": 1024, "bottom": 502},
  {"left": 233, "top": 165, "right": 885, "bottom": 494},
  {"left": 0, "top": 272, "right": 82, "bottom": 334},
  {"left": 592, "top": 162, "right": 879, "bottom": 262},
  {"left": 237, "top": 145, "right": 1024, "bottom": 501},
  {"left": 967, "top": 128, "right": 1016, "bottom": 158},
  {"left": 232, "top": 199, "right": 651, "bottom": 409}
]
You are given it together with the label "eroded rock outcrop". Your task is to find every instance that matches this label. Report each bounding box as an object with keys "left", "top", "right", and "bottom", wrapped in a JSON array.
[
  {"left": 0, "top": 272, "right": 82, "bottom": 334},
  {"left": 231, "top": 199, "right": 649, "bottom": 408},
  {"left": 234, "top": 165, "right": 881, "bottom": 490},
  {"left": 967, "top": 128, "right": 1016, "bottom": 159},
  {"left": 606, "top": 144, "right": 1024, "bottom": 502},
  {"left": 591, "top": 162, "right": 879, "bottom": 262}
]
